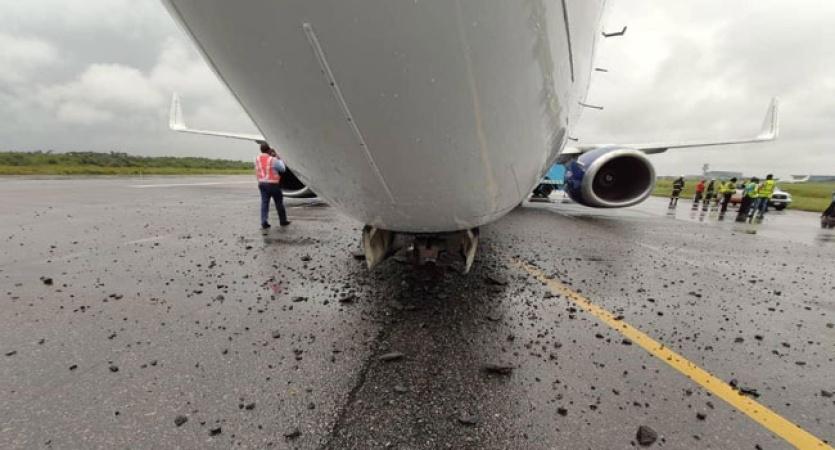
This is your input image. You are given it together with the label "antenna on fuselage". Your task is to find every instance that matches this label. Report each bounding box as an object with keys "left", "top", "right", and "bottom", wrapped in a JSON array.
[
  {"left": 579, "top": 102, "right": 604, "bottom": 110},
  {"left": 602, "top": 26, "right": 628, "bottom": 38}
]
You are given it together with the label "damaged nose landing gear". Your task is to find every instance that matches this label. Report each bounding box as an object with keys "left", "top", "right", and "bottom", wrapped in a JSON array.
[{"left": 361, "top": 226, "right": 479, "bottom": 273}]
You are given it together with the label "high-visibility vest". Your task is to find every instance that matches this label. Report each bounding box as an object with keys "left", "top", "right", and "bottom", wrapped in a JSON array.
[
  {"left": 744, "top": 182, "right": 758, "bottom": 198},
  {"left": 255, "top": 154, "right": 281, "bottom": 184},
  {"left": 722, "top": 181, "right": 736, "bottom": 194},
  {"left": 758, "top": 179, "right": 775, "bottom": 198}
]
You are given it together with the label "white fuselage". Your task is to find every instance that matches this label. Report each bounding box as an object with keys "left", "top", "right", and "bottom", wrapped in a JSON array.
[{"left": 163, "top": 0, "right": 606, "bottom": 232}]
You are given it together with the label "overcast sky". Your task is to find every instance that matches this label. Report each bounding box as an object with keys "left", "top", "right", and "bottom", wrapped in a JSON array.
[{"left": 1, "top": 1, "right": 833, "bottom": 176}]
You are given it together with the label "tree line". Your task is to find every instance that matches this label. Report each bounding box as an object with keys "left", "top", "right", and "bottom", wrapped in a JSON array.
[{"left": 0, "top": 151, "right": 251, "bottom": 170}]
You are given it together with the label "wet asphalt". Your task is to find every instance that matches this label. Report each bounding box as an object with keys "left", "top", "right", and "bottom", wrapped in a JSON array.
[{"left": 1, "top": 176, "right": 833, "bottom": 449}]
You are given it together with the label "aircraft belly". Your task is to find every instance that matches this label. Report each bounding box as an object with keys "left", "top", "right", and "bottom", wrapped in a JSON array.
[{"left": 163, "top": 0, "right": 602, "bottom": 232}]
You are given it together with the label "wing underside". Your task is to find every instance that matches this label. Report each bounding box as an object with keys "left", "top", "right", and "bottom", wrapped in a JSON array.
[{"left": 562, "top": 97, "right": 779, "bottom": 160}]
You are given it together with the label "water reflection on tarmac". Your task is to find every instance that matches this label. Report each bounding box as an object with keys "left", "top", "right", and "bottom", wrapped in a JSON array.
[{"left": 545, "top": 193, "right": 835, "bottom": 247}]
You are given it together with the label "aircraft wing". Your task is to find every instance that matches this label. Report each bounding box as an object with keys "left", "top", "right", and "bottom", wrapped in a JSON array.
[
  {"left": 169, "top": 93, "right": 266, "bottom": 143},
  {"left": 561, "top": 97, "right": 779, "bottom": 160}
]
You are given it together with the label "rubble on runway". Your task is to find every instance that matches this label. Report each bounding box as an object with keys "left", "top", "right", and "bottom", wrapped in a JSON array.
[{"left": 0, "top": 177, "right": 832, "bottom": 449}]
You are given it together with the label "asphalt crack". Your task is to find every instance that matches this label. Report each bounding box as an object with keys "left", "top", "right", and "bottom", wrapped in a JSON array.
[{"left": 320, "top": 319, "right": 390, "bottom": 449}]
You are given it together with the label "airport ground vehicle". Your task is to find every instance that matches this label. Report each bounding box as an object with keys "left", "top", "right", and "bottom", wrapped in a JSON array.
[
  {"left": 769, "top": 189, "right": 792, "bottom": 210},
  {"left": 532, "top": 164, "right": 566, "bottom": 199}
]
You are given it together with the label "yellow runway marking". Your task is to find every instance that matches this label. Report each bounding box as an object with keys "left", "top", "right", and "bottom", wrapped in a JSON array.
[{"left": 517, "top": 261, "right": 832, "bottom": 450}]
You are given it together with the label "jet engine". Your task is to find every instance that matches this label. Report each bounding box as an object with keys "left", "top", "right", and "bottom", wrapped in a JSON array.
[
  {"left": 564, "top": 147, "right": 655, "bottom": 208},
  {"left": 280, "top": 168, "right": 316, "bottom": 198}
]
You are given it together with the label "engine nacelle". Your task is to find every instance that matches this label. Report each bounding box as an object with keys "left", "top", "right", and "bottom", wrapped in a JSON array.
[
  {"left": 280, "top": 168, "right": 316, "bottom": 198},
  {"left": 564, "top": 147, "right": 656, "bottom": 208}
]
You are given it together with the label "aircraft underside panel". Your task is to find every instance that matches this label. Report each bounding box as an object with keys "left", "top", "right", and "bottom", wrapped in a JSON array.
[{"left": 163, "top": 0, "right": 605, "bottom": 232}]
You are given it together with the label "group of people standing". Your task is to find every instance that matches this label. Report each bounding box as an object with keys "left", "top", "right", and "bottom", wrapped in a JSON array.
[
  {"left": 668, "top": 174, "right": 777, "bottom": 223},
  {"left": 736, "top": 175, "right": 777, "bottom": 222}
]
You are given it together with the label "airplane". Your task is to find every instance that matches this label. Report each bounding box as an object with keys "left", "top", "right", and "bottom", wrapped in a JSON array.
[
  {"left": 783, "top": 175, "right": 811, "bottom": 184},
  {"left": 161, "top": 0, "right": 779, "bottom": 272}
]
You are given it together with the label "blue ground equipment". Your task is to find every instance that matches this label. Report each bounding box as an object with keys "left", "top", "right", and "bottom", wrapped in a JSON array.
[{"left": 532, "top": 164, "right": 566, "bottom": 198}]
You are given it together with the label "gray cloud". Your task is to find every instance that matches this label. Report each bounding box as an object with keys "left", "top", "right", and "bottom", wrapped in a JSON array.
[
  {"left": 1, "top": 0, "right": 833, "bottom": 176},
  {"left": 577, "top": 0, "right": 835, "bottom": 176},
  {"left": 0, "top": 0, "right": 255, "bottom": 160}
]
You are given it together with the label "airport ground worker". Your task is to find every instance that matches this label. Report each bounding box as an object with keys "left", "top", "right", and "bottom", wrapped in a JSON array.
[
  {"left": 693, "top": 179, "right": 706, "bottom": 206},
  {"left": 703, "top": 179, "right": 717, "bottom": 210},
  {"left": 736, "top": 177, "right": 759, "bottom": 222},
  {"left": 821, "top": 191, "right": 835, "bottom": 228},
  {"left": 750, "top": 174, "right": 776, "bottom": 220},
  {"left": 256, "top": 143, "right": 290, "bottom": 229},
  {"left": 719, "top": 177, "right": 738, "bottom": 215},
  {"left": 669, "top": 176, "right": 685, "bottom": 208}
]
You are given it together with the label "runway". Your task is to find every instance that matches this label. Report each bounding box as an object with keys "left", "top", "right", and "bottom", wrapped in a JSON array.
[{"left": 1, "top": 176, "right": 833, "bottom": 449}]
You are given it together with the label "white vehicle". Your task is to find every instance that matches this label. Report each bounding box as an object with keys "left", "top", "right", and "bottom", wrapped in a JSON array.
[
  {"left": 162, "top": 0, "right": 778, "bottom": 271},
  {"left": 769, "top": 188, "right": 792, "bottom": 211}
]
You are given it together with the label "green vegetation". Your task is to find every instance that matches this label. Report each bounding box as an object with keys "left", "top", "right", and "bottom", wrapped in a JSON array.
[
  {"left": 778, "top": 182, "right": 835, "bottom": 212},
  {"left": 0, "top": 151, "right": 252, "bottom": 175},
  {"left": 653, "top": 179, "right": 835, "bottom": 213}
]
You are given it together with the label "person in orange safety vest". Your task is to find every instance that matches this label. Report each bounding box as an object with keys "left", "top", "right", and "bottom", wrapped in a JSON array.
[
  {"left": 693, "top": 179, "right": 706, "bottom": 207},
  {"left": 256, "top": 143, "right": 289, "bottom": 229}
]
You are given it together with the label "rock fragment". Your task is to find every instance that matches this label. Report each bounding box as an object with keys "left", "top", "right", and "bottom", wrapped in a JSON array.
[
  {"left": 378, "top": 352, "right": 404, "bottom": 362},
  {"left": 284, "top": 427, "right": 301, "bottom": 439},
  {"left": 458, "top": 413, "right": 479, "bottom": 426},
  {"left": 209, "top": 427, "right": 222, "bottom": 436},
  {"left": 738, "top": 386, "right": 760, "bottom": 398},
  {"left": 636, "top": 425, "right": 658, "bottom": 446},
  {"left": 484, "top": 274, "right": 508, "bottom": 286},
  {"left": 483, "top": 363, "right": 514, "bottom": 375},
  {"left": 174, "top": 415, "right": 188, "bottom": 427}
]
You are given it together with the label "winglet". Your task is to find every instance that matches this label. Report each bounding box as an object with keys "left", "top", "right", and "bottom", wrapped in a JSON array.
[
  {"left": 757, "top": 97, "right": 779, "bottom": 140},
  {"left": 169, "top": 92, "right": 185, "bottom": 131},
  {"left": 165, "top": 92, "right": 266, "bottom": 143}
]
